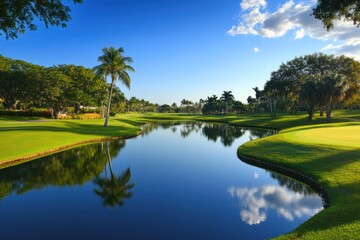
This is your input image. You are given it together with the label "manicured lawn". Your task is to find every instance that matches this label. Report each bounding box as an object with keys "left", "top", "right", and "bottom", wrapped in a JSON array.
[
  {"left": 0, "top": 110, "right": 359, "bottom": 239},
  {"left": 0, "top": 117, "right": 142, "bottom": 165},
  {"left": 236, "top": 113, "right": 360, "bottom": 239}
]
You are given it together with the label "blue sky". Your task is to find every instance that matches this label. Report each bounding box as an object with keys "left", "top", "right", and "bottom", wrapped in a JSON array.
[{"left": 1, "top": 0, "right": 359, "bottom": 104}]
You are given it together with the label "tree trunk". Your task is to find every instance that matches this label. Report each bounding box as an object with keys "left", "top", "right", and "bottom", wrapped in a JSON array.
[
  {"left": 307, "top": 105, "right": 314, "bottom": 120},
  {"left": 320, "top": 105, "right": 324, "bottom": 117},
  {"left": 326, "top": 103, "right": 331, "bottom": 122},
  {"left": 269, "top": 98, "right": 273, "bottom": 117},
  {"left": 104, "top": 78, "right": 115, "bottom": 127},
  {"left": 273, "top": 99, "right": 277, "bottom": 117},
  {"left": 225, "top": 101, "right": 228, "bottom": 115},
  {"left": 101, "top": 100, "right": 105, "bottom": 118}
]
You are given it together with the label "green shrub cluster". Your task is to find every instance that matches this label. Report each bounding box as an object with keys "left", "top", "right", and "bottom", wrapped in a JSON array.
[
  {"left": 0, "top": 109, "right": 52, "bottom": 118},
  {"left": 58, "top": 113, "right": 101, "bottom": 119}
]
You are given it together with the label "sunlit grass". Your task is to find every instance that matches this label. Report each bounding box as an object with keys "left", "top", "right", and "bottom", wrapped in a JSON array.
[
  {"left": 0, "top": 117, "right": 141, "bottom": 164},
  {"left": 0, "top": 110, "right": 359, "bottom": 239},
  {"left": 237, "top": 114, "right": 360, "bottom": 239}
]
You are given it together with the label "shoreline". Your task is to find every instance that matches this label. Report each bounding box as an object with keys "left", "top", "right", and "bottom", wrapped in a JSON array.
[
  {"left": 0, "top": 131, "right": 142, "bottom": 169},
  {"left": 237, "top": 152, "right": 329, "bottom": 208}
]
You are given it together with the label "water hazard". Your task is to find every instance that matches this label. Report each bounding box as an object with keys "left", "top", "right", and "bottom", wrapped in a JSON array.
[{"left": 0, "top": 122, "right": 323, "bottom": 239}]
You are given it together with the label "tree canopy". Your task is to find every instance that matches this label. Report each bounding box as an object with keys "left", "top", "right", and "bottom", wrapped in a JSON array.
[
  {"left": 313, "top": 0, "right": 360, "bottom": 30},
  {"left": 0, "top": 0, "right": 83, "bottom": 39},
  {"left": 264, "top": 53, "right": 360, "bottom": 120}
]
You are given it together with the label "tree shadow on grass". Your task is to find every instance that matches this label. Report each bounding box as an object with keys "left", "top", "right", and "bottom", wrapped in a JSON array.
[
  {"left": 0, "top": 121, "right": 140, "bottom": 138},
  {"left": 113, "top": 118, "right": 146, "bottom": 126}
]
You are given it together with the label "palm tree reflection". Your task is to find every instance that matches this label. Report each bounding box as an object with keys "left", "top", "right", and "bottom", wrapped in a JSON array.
[{"left": 93, "top": 142, "right": 135, "bottom": 208}]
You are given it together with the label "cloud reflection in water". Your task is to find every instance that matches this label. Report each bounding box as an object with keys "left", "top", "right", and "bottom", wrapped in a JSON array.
[{"left": 228, "top": 185, "right": 323, "bottom": 225}]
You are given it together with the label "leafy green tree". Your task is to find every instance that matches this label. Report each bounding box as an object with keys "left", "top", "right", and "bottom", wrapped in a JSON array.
[
  {"left": 0, "top": 0, "right": 83, "bottom": 39},
  {"left": 180, "top": 99, "right": 194, "bottom": 113},
  {"left": 93, "top": 47, "right": 134, "bottom": 127},
  {"left": 202, "top": 95, "right": 221, "bottom": 115},
  {"left": 264, "top": 53, "right": 360, "bottom": 119},
  {"left": 56, "top": 64, "right": 105, "bottom": 113},
  {"left": 171, "top": 102, "right": 179, "bottom": 113},
  {"left": 313, "top": 0, "right": 360, "bottom": 30},
  {"left": 0, "top": 56, "right": 42, "bottom": 109},
  {"left": 111, "top": 87, "right": 127, "bottom": 114},
  {"left": 299, "top": 79, "right": 319, "bottom": 120},
  {"left": 220, "top": 91, "right": 234, "bottom": 115},
  {"left": 319, "top": 74, "right": 349, "bottom": 121},
  {"left": 41, "top": 66, "right": 73, "bottom": 118},
  {"left": 158, "top": 104, "right": 171, "bottom": 113}
]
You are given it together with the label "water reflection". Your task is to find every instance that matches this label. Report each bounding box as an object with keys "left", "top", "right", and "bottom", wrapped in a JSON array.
[
  {"left": 93, "top": 142, "right": 134, "bottom": 208},
  {"left": 0, "top": 140, "right": 134, "bottom": 208},
  {"left": 141, "top": 122, "right": 277, "bottom": 147},
  {"left": 0, "top": 122, "right": 324, "bottom": 239},
  {"left": 269, "top": 172, "right": 317, "bottom": 195},
  {"left": 228, "top": 180, "right": 323, "bottom": 225},
  {"left": 202, "top": 124, "right": 246, "bottom": 147}
]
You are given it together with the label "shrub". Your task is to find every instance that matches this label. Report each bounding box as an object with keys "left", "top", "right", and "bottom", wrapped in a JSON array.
[
  {"left": 0, "top": 109, "right": 52, "bottom": 118},
  {"left": 58, "top": 113, "right": 101, "bottom": 120}
]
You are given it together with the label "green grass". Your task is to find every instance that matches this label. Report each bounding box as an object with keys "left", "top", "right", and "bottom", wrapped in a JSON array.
[
  {"left": 0, "top": 110, "right": 359, "bottom": 239},
  {"left": 0, "top": 117, "right": 142, "bottom": 165},
  {"left": 236, "top": 112, "right": 360, "bottom": 239}
]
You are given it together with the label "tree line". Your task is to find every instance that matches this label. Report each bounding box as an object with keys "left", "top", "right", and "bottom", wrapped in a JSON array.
[
  {"left": 247, "top": 53, "right": 360, "bottom": 121},
  {"left": 1, "top": 52, "right": 359, "bottom": 121}
]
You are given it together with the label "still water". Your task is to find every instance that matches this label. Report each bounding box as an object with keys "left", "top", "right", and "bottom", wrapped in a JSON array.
[{"left": 0, "top": 122, "right": 323, "bottom": 240}]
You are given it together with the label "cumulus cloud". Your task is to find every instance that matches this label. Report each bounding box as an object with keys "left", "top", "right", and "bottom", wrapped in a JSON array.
[
  {"left": 240, "top": 0, "right": 267, "bottom": 10},
  {"left": 254, "top": 47, "right": 260, "bottom": 52},
  {"left": 228, "top": 185, "right": 323, "bottom": 225},
  {"left": 228, "top": 0, "right": 360, "bottom": 60}
]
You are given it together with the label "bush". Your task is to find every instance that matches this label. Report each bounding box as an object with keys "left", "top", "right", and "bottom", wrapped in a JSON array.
[
  {"left": 0, "top": 109, "right": 52, "bottom": 118},
  {"left": 58, "top": 113, "right": 101, "bottom": 120}
]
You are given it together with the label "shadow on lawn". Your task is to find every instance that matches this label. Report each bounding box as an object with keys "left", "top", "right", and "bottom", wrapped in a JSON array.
[{"left": 0, "top": 121, "right": 140, "bottom": 137}]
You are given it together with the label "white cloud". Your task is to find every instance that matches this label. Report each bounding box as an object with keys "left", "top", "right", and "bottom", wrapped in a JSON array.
[
  {"left": 228, "top": 0, "right": 360, "bottom": 60},
  {"left": 254, "top": 47, "right": 260, "bottom": 53},
  {"left": 254, "top": 172, "right": 259, "bottom": 179},
  {"left": 294, "top": 28, "right": 305, "bottom": 39},
  {"left": 228, "top": 185, "right": 323, "bottom": 225},
  {"left": 240, "top": 0, "right": 267, "bottom": 10}
]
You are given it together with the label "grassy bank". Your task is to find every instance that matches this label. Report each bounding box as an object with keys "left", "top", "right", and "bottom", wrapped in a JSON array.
[
  {"left": 236, "top": 113, "right": 360, "bottom": 239},
  {"left": 0, "top": 116, "right": 143, "bottom": 166},
  {"left": 1, "top": 111, "right": 359, "bottom": 239}
]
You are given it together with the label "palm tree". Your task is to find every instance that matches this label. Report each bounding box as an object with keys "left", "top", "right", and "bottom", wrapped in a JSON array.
[
  {"left": 93, "top": 47, "right": 135, "bottom": 127},
  {"left": 220, "top": 91, "right": 234, "bottom": 115}
]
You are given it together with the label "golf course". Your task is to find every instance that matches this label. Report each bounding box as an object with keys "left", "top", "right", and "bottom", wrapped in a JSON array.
[{"left": 0, "top": 110, "right": 359, "bottom": 239}]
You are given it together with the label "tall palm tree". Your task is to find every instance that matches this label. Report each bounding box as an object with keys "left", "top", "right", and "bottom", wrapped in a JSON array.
[
  {"left": 93, "top": 47, "right": 135, "bottom": 127},
  {"left": 220, "top": 91, "right": 234, "bottom": 115}
]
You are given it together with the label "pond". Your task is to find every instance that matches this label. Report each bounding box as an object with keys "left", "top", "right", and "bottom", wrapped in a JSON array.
[{"left": 0, "top": 122, "right": 324, "bottom": 239}]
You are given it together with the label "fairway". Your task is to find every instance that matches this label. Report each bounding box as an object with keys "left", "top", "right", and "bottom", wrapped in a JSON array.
[{"left": 285, "top": 126, "right": 360, "bottom": 148}]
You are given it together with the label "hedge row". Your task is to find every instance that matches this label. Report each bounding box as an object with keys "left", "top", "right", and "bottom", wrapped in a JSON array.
[
  {"left": 0, "top": 109, "right": 52, "bottom": 118},
  {"left": 58, "top": 113, "right": 101, "bottom": 119}
]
